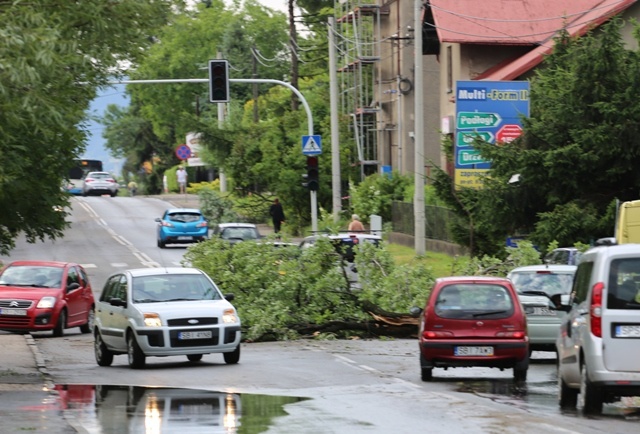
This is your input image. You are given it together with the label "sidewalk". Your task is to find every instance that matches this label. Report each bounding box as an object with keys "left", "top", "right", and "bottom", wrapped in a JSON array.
[{"left": 0, "top": 333, "right": 77, "bottom": 432}]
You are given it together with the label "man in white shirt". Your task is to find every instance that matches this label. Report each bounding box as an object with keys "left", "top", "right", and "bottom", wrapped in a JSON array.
[{"left": 176, "top": 166, "right": 187, "bottom": 194}]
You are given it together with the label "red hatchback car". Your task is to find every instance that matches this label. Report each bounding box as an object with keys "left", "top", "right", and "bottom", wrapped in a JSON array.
[
  {"left": 0, "top": 261, "right": 95, "bottom": 336},
  {"left": 416, "top": 276, "right": 529, "bottom": 381}
]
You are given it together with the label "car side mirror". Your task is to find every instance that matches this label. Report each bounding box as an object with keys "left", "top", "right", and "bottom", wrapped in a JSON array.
[
  {"left": 409, "top": 306, "right": 423, "bottom": 317},
  {"left": 67, "top": 282, "right": 80, "bottom": 292},
  {"left": 154, "top": 218, "right": 162, "bottom": 223},
  {"left": 224, "top": 293, "right": 235, "bottom": 302}
]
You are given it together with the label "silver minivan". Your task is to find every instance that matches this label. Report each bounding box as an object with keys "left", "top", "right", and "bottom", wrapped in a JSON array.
[{"left": 556, "top": 244, "right": 640, "bottom": 414}]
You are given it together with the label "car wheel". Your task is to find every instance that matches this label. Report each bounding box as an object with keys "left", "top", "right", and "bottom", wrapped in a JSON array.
[
  {"left": 578, "top": 361, "right": 603, "bottom": 414},
  {"left": 79, "top": 308, "right": 95, "bottom": 334},
  {"left": 421, "top": 367, "right": 433, "bottom": 381},
  {"left": 127, "top": 332, "right": 146, "bottom": 369},
  {"left": 94, "top": 331, "right": 114, "bottom": 367},
  {"left": 110, "top": 191, "right": 117, "bottom": 197},
  {"left": 223, "top": 345, "right": 240, "bottom": 364},
  {"left": 558, "top": 364, "right": 578, "bottom": 408},
  {"left": 157, "top": 239, "right": 165, "bottom": 248},
  {"left": 53, "top": 309, "right": 67, "bottom": 337},
  {"left": 513, "top": 357, "right": 529, "bottom": 382},
  {"left": 187, "top": 354, "right": 203, "bottom": 362},
  {"left": 420, "top": 354, "right": 433, "bottom": 381}
]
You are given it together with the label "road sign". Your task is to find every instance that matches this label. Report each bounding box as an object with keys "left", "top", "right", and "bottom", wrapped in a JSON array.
[
  {"left": 302, "top": 135, "right": 322, "bottom": 156},
  {"left": 457, "top": 131, "right": 494, "bottom": 147},
  {"left": 457, "top": 149, "right": 489, "bottom": 166},
  {"left": 457, "top": 112, "right": 502, "bottom": 129},
  {"left": 496, "top": 124, "right": 523, "bottom": 144},
  {"left": 175, "top": 144, "right": 191, "bottom": 160}
]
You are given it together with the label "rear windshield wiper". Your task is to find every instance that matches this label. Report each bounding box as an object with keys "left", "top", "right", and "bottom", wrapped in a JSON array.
[{"left": 473, "top": 310, "right": 508, "bottom": 317}]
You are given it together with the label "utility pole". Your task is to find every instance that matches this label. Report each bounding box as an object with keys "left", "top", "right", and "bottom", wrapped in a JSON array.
[
  {"left": 413, "top": 0, "right": 426, "bottom": 255},
  {"left": 328, "top": 17, "right": 342, "bottom": 222}
]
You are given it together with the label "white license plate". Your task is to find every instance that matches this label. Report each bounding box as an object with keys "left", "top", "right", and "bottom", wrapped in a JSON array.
[
  {"left": 454, "top": 346, "right": 494, "bottom": 356},
  {"left": 178, "top": 331, "right": 212, "bottom": 340},
  {"left": 0, "top": 308, "right": 27, "bottom": 316},
  {"left": 615, "top": 325, "right": 640, "bottom": 338},
  {"left": 177, "top": 236, "right": 193, "bottom": 241},
  {"left": 532, "top": 307, "right": 556, "bottom": 316}
]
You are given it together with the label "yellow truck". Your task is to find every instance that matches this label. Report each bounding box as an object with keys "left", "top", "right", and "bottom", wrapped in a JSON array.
[{"left": 615, "top": 200, "right": 640, "bottom": 244}]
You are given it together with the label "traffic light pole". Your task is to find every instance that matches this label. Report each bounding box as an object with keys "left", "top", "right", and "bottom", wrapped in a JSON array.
[{"left": 114, "top": 77, "right": 318, "bottom": 232}]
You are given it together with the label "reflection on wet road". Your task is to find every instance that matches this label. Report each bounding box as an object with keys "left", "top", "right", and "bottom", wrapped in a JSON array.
[{"left": 56, "top": 384, "right": 307, "bottom": 433}]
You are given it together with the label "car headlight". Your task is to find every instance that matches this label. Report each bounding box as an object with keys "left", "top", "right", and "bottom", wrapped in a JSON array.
[
  {"left": 143, "top": 313, "right": 162, "bottom": 327},
  {"left": 222, "top": 308, "right": 238, "bottom": 324},
  {"left": 37, "top": 297, "right": 57, "bottom": 309}
]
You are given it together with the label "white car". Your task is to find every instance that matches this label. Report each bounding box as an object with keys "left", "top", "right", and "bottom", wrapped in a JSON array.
[
  {"left": 81, "top": 171, "right": 119, "bottom": 197},
  {"left": 94, "top": 267, "right": 241, "bottom": 369},
  {"left": 556, "top": 243, "right": 640, "bottom": 414}
]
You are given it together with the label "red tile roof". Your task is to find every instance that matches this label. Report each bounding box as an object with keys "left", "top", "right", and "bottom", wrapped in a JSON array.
[{"left": 428, "top": 0, "right": 638, "bottom": 79}]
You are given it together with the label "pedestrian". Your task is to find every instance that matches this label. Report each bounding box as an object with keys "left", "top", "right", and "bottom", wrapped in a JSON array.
[
  {"left": 348, "top": 214, "right": 365, "bottom": 232},
  {"left": 127, "top": 180, "right": 137, "bottom": 196},
  {"left": 176, "top": 166, "right": 187, "bottom": 194},
  {"left": 269, "top": 198, "right": 286, "bottom": 235},
  {"left": 162, "top": 173, "right": 168, "bottom": 194}
]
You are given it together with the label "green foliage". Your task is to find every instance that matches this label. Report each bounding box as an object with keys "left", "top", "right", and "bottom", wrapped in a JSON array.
[
  {"left": 0, "top": 0, "right": 181, "bottom": 254},
  {"left": 197, "top": 189, "right": 240, "bottom": 224},
  {"left": 451, "top": 241, "right": 541, "bottom": 277},
  {"left": 349, "top": 172, "right": 412, "bottom": 224}
]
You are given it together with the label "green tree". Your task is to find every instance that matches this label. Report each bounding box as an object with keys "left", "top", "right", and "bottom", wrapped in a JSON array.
[{"left": 0, "top": 0, "right": 182, "bottom": 254}]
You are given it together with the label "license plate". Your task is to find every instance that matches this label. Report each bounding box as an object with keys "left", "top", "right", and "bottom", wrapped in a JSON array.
[
  {"left": 615, "top": 325, "right": 640, "bottom": 338},
  {"left": 178, "top": 331, "right": 212, "bottom": 340},
  {"left": 532, "top": 307, "right": 556, "bottom": 316},
  {"left": 0, "top": 308, "right": 27, "bottom": 316},
  {"left": 177, "top": 236, "right": 193, "bottom": 241},
  {"left": 454, "top": 346, "right": 494, "bottom": 356}
]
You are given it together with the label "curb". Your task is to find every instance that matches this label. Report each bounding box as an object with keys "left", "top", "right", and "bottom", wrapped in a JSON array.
[{"left": 24, "top": 334, "right": 55, "bottom": 390}]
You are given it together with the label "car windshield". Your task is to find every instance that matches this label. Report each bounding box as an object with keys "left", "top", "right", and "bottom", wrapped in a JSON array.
[
  {"left": 607, "top": 258, "right": 640, "bottom": 309},
  {"left": 435, "top": 283, "right": 514, "bottom": 319},
  {"left": 0, "top": 265, "right": 63, "bottom": 288},
  {"left": 167, "top": 212, "right": 202, "bottom": 223},
  {"left": 132, "top": 274, "right": 222, "bottom": 303},
  {"left": 87, "top": 172, "right": 111, "bottom": 180},
  {"left": 220, "top": 227, "right": 258, "bottom": 240},
  {"left": 510, "top": 271, "right": 574, "bottom": 297}
]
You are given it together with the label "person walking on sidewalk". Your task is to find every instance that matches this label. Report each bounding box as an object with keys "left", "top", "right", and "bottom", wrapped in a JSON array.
[
  {"left": 269, "top": 198, "right": 286, "bottom": 234},
  {"left": 177, "top": 166, "right": 187, "bottom": 194}
]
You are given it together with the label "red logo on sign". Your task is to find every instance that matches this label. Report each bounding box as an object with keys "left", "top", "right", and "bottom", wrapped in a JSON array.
[{"left": 496, "top": 124, "right": 523, "bottom": 144}]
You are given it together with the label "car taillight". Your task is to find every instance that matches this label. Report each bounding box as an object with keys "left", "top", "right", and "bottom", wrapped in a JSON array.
[
  {"left": 161, "top": 221, "right": 174, "bottom": 227},
  {"left": 495, "top": 331, "right": 526, "bottom": 339},
  {"left": 196, "top": 222, "right": 208, "bottom": 228},
  {"left": 422, "top": 330, "right": 453, "bottom": 339},
  {"left": 590, "top": 282, "right": 604, "bottom": 338},
  {"left": 85, "top": 178, "right": 95, "bottom": 183},
  {"left": 107, "top": 179, "right": 116, "bottom": 183}
]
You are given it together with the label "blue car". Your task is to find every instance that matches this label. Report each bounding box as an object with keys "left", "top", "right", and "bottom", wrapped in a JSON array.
[{"left": 155, "top": 208, "right": 208, "bottom": 248}]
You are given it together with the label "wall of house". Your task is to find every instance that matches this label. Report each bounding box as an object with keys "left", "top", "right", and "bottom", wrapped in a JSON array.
[{"left": 377, "top": 0, "right": 441, "bottom": 178}]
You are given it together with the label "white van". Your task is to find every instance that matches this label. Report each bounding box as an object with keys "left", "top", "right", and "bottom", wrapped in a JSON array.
[{"left": 556, "top": 243, "right": 640, "bottom": 414}]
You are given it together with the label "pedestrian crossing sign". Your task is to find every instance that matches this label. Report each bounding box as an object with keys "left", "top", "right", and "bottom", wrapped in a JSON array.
[{"left": 302, "top": 135, "right": 322, "bottom": 156}]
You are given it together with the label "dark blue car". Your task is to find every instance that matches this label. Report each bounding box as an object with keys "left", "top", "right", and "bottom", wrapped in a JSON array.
[{"left": 155, "top": 208, "right": 208, "bottom": 248}]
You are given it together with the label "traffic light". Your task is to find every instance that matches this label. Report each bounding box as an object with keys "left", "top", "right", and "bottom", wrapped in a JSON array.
[
  {"left": 208, "top": 60, "right": 229, "bottom": 103},
  {"left": 305, "top": 156, "right": 319, "bottom": 191}
]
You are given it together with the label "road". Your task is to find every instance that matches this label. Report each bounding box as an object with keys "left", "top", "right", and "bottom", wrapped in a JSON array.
[{"left": 3, "top": 196, "right": 640, "bottom": 433}]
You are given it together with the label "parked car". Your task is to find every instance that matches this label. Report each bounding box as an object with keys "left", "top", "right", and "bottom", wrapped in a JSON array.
[
  {"left": 414, "top": 276, "right": 529, "bottom": 382},
  {"left": 94, "top": 267, "right": 241, "bottom": 369},
  {"left": 556, "top": 243, "right": 640, "bottom": 414},
  {"left": 544, "top": 247, "right": 582, "bottom": 265},
  {"left": 81, "top": 171, "right": 119, "bottom": 197},
  {"left": 211, "top": 223, "right": 261, "bottom": 245},
  {"left": 0, "top": 260, "right": 95, "bottom": 336},
  {"left": 507, "top": 264, "right": 576, "bottom": 353},
  {"left": 155, "top": 208, "right": 209, "bottom": 248}
]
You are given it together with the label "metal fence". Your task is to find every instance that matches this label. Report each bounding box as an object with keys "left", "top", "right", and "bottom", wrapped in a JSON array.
[{"left": 391, "top": 201, "right": 457, "bottom": 243}]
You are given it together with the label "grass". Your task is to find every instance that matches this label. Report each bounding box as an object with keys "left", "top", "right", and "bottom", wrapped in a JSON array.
[{"left": 386, "top": 243, "right": 470, "bottom": 278}]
